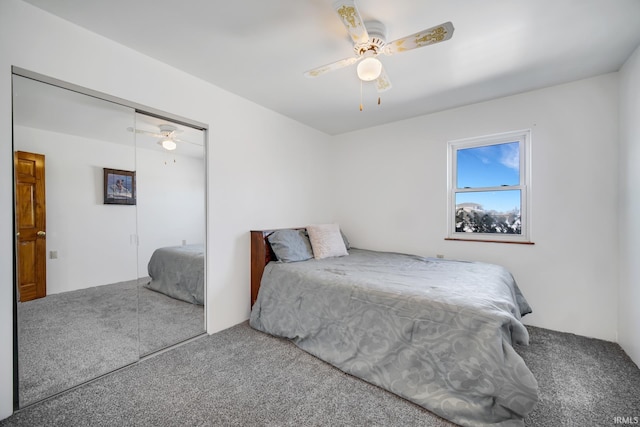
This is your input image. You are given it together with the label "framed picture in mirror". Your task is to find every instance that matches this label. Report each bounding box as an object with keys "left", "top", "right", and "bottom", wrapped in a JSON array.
[{"left": 104, "top": 168, "right": 136, "bottom": 205}]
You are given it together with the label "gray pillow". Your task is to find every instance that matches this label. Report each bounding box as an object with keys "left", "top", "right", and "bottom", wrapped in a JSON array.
[{"left": 267, "top": 229, "right": 314, "bottom": 262}]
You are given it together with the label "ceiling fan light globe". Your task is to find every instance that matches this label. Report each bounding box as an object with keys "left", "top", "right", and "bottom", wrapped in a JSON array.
[
  {"left": 161, "top": 139, "right": 177, "bottom": 151},
  {"left": 357, "top": 57, "right": 382, "bottom": 81}
]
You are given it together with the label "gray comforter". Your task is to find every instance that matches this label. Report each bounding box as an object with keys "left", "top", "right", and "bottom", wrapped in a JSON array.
[
  {"left": 250, "top": 249, "right": 538, "bottom": 427},
  {"left": 145, "top": 244, "right": 204, "bottom": 305}
]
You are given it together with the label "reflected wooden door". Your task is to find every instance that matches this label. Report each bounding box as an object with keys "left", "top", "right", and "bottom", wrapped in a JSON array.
[{"left": 15, "top": 151, "right": 46, "bottom": 302}]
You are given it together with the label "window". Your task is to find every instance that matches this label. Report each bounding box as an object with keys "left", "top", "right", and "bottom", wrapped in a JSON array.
[{"left": 447, "top": 130, "right": 531, "bottom": 243}]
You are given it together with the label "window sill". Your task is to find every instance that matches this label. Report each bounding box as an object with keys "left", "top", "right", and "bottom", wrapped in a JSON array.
[{"left": 444, "top": 238, "right": 535, "bottom": 245}]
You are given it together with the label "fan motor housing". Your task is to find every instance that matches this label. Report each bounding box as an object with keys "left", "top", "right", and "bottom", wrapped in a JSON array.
[{"left": 354, "top": 20, "right": 387, "bottom": 56}]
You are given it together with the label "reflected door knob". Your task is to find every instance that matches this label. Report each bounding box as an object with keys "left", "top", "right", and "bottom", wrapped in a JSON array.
[{"left": 37, "top": 231, "right": 46, "bottom": 237}]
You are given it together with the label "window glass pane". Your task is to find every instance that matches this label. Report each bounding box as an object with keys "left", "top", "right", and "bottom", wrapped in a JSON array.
[
  {"left": 455, "top": 190, "right": 521, "bottom": 234},
  {"left": 457, "top": 142, "right": 520, "bottom": 188}
]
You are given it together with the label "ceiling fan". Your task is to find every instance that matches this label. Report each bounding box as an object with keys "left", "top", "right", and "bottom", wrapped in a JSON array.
[
  {"left": 127, "top": 124, "right": 190, "bottom": 151},
  {"left": 305, "top": 0, "right": 454, "bottom": 94}
]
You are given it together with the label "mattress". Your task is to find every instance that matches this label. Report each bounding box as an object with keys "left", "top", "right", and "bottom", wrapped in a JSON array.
[{"left": 250, "top": 248, "right": 538, "bottom": 426}]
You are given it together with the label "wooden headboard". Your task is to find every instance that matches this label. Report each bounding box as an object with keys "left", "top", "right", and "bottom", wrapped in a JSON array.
[{"left": 250, "top": 228, "right": 305, "bottom": 307}]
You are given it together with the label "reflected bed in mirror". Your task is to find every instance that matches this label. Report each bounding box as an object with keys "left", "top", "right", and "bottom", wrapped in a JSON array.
[
  {"left": 140, "top": 244, "right": 205, "bottom": 356},
  {"left": 145, "top": 245, "right": 205, "bottom": 305}
]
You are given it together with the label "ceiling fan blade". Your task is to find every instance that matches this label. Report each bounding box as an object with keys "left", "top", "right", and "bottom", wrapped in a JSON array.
[
  {"left": 304, "top": 56, "right": 360, "bottom": 78},
  {"left": 332, "top": 0, "right": 369, "bottom": 46},
  {"left": 126, "top": 127, "right": 164, "bottom": 138},
  {"left": 383, "top": 22, "right": 454, "bottom": 55},
  {"left": 376, "top": 66, "right": 392, "bottom": 93},
  {"left": 172, "top": 137, "right": 202, "bottom": 147}
]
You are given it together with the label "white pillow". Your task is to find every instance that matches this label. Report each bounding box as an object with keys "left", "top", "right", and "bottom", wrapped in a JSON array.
[{"left": 306, "top": 223, "right": 348, "bottom": 259}]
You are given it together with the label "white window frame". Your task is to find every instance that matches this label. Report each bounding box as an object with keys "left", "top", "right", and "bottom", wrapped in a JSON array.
[{"left": 446, "top": 129, "right": 532, "bottom": 243}]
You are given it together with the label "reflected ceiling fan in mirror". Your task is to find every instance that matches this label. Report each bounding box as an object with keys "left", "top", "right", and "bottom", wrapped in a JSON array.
[
  {"left": 305, "top": 0, "right": 454, "bottom": 109},
  {"left": 127, "top": 124, "right": 194, "bottom": 151}
]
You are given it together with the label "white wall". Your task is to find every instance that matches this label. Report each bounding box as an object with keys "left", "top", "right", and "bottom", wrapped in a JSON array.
[
  {"left": 619, "top": 44, "right": 640, "bottom": 367},
  {"left": 331, "top": 74, "right": 620, "bottom": 342},
  {"left": 0, "top": 0, "right": 333, "bottom": 419}
]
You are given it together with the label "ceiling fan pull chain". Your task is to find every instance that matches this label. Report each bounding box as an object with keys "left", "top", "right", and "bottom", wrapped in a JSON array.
[
  {"left": 359, "top": 80, "right": 363, "bottom": 111},
  {"left": 378, "top": 96, "right": 381, "bottom": 105}
]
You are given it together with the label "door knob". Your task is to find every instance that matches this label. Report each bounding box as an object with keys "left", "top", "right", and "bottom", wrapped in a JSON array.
[{"left": 37, "top": 231, "right": 46, "bottom": 237}]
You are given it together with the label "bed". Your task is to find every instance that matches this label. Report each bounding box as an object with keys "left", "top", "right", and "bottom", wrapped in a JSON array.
[
  {"left": 249, "top": 228, "right": 538, "bottom": 427},
  {"left": 145, "top": 244, "right": 204, "bottom": 305}
]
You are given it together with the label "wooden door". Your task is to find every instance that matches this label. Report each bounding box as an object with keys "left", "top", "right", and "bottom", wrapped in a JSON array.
[{"left": 15, "top": 151, "right": 46, "bottom": 302}]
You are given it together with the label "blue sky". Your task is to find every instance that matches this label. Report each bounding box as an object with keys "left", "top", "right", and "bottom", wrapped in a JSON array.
[{"left": 456, "top": 142, "right": 521, "bottom": 213}]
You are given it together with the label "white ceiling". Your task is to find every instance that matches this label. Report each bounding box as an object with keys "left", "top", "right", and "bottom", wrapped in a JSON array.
[
  {"left": 21, "top": 0, "right": 640, "bottom": 135},
  {"left": 13, "top": 75, "right": 205, "bottom": 158}
]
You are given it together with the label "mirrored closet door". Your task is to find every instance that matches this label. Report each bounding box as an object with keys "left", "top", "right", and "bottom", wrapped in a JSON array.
[
  {"left": 12, "top": 73, "right": 206, "bottom": 407},
  {"left": 133, "top": 112, "right": 206, "bottom": 357}
]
